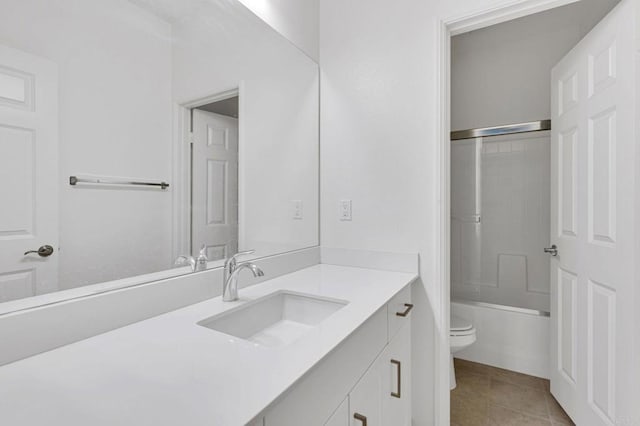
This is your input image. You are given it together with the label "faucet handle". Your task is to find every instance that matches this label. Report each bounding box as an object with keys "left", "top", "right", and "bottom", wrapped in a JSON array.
[{"left": 224, "top": 249, "right": 256, "bottom": 272}]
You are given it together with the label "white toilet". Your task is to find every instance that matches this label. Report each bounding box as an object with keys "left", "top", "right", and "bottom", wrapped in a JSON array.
[{"left": 449, "top": 314, "right": 477, "bottom": 389}]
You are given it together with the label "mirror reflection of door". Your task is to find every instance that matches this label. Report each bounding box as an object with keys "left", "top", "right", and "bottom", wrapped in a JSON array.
[
  {"left": 191, "top": 99, "right": 239, "bottom": 262},
  {"left": 0, "top": 45, "right": 58, "bottom": 302}
]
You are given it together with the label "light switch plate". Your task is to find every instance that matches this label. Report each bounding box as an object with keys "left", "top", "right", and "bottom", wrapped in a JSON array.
[
  {"left": 292, "top": 200, "right": 303, "bottom": 219},
  {"left": 340, "top": 200, "right": 352, "bottom": 221}
]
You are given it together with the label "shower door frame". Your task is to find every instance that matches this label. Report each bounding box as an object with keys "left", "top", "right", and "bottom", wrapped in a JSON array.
[{"left": 434, "top": 1, "right": 581, "bottom": 424}]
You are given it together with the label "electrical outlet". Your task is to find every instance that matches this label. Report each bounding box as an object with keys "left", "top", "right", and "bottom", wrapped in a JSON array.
[
  {"left": 292, "top": 200, "right": 303, "bottom": 219},
  {"left": 340, "top": 200, "right": 352, "bottom": 221}
]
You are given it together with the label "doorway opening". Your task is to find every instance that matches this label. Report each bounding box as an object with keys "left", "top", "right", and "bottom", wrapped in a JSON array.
[
  {"left": 172, "top": 88, "right": 242, "bottom": 267},
  {"left": 440, "top": 0, "right": 629, "bottom": 424},
  {"left": 191, "top": 96, "right": 240, "bottom": 262}
]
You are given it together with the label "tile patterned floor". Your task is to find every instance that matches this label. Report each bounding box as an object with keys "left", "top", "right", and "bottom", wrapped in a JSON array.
[{"left": 450, "top": 358, "right": 575, "bottom": 426}]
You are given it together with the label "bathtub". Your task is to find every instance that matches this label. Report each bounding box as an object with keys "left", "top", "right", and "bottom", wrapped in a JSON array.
[{"left": 452, "top": 299, "right": 550, "bottom": 379}]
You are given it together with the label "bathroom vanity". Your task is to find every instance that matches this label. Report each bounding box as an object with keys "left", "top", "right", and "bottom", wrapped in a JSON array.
[{"left": 0, "top": 264, "right": 416, "bottom": 425}]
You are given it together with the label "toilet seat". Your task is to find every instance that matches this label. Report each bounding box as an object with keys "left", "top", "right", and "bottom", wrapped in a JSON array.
[{"left": 450, "top": 315, "right": 474, "bottom": 336}]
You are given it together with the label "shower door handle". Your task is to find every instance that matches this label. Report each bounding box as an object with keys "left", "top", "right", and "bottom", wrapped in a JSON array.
[{"left": 544, "top": 245, "right": 558, "bottom": 257}]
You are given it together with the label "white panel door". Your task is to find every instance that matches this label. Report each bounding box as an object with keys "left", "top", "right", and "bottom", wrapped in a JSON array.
[
  {"left": 550, "top": 1, "right": 636, "bottom": 424},
  {"left": 191, "top": 109, "right": 239, "bottom": 261},
  {"left": 0, "top": 45, "right": 58, "bottom": 302}
]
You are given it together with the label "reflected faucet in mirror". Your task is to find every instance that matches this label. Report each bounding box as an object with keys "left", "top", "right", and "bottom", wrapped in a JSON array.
[
  {"left": 174, "top": 255, "right": 196, "bottom": 272},
  {"left": 223, "top": 250, "right": 264, "bottom": 302},
  {"left": 175, "top": 245, "right": 209, "bottom": 273}
]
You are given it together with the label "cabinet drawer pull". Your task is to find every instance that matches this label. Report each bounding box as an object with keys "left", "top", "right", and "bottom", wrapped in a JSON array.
[
  {"left": 354, "top": 413, "right": 367, "bottom": 425},
  {"left": 396, "top": 303, "right": 414, "bottom": 317},
  {"left": 391, "top": 359, "right": 402, "bottom": 398}
]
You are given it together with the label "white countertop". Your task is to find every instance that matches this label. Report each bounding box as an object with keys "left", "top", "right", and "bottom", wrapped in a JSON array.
[{"left": 0, "top": 264, "right": 417, "bottom": 426}]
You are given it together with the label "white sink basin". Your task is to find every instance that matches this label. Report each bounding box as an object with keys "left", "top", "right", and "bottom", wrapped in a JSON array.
[{"left": 198, "top": 291, "right": 348, "bottom": 347}]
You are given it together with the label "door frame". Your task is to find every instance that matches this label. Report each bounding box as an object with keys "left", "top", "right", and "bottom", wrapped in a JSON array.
[
  {"left": 172, "top": 85, "right": 243, "bottom": 262},
  {"left": 434, "top": 1, "right": 579, "bottom": 423}
]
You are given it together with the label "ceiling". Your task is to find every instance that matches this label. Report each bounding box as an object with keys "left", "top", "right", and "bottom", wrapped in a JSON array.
[
  {"left": 197, "top": 97, "right": 240, "bottom": 118},
  {"left": 127, "top": 0, "right": 214, "bottom": 23}
]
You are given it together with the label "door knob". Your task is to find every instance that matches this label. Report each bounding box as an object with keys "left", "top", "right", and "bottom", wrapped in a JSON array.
[
  {"left": 24, "top": 245, "right": 54, "bottom": 257},
  {"left": 544, "top": 245, "right": 558, "bottom": 257}
]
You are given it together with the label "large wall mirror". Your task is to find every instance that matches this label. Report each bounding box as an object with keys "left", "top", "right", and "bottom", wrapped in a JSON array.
[{"left": 0, "top": 0, "right": 319, "bottom": 311}]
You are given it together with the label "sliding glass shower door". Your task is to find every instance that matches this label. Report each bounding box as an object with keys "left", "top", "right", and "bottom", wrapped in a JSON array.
[{"left": 451, "top": 130, "right": 551, "bottom": 312}]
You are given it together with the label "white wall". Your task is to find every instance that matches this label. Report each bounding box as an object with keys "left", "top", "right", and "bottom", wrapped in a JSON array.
[
  {"left": 171, "top": 0, "right": 319, "bottom": 260},
  {"left": 636, "top": 1, "right": 640, "bottom": 420},
  {"left": 0, "top": 0, "right": 174, "bottom": 289},
  {"left": 320, "top": 2, "right": 436, "bottom": 423},
  {"left": 451, "top": 0, "right": 617, "bottom": 131},
  {"left": 238, "top": 0, "right": 319, "bottom": 61},
  {"left": 318, "top": 1, "right": 586, "bottom": 424},
  {"left": 636, "top": 2, "right": 640, "bottom": 419}
]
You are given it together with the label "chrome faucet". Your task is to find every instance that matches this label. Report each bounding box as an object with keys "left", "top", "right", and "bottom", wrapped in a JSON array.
[
  {"left": 175, "top": 245, "right": 209, "bottom": 273},
  {"left": 223, "top": 250, "right": 264, "bottom": 302}
]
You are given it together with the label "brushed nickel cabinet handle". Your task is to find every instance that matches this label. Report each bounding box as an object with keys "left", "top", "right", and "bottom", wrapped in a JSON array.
[
  {"left": 391, "top": 359, "right": 402, "bottom": 398},
  {"left": 396, "top": 303, "right": 414, "bottom": 317},
  {"left": 353, "top": 413, "right": 367, "bottom": 425}
]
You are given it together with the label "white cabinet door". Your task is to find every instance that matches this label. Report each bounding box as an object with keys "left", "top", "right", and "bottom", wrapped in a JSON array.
[
  {"left": 264, "top": 308, "right": 387, "bottom": 426},
  {"left": 383, "top": 323, "right": 411, "bottom": 426},
  {"left": 349, "top": 355, "right": 384, "bottom": 426},
  {"left": 263, "top": 303, "right": 412, "bottom": 426},
  {"left": 550, "top": 0, "right": 637, "bottom": 424},
  {"left": 325, "top": 398, "right": 349, "bottom": 426},
  {"left": 349, "top": 322, "right": 412, "bottom": 426}
]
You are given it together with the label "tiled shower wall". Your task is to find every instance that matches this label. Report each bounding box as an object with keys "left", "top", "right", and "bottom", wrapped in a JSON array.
[{"left": 451, "top": 132, "right": 550, "bottom": 312}]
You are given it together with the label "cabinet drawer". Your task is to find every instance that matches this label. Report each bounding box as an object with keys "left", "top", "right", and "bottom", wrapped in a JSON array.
[{"left": 387, "top": 284, "right": 412, "bottom": 341}]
